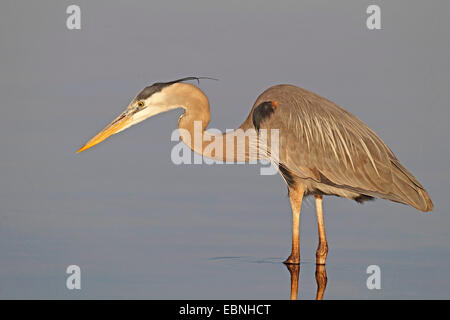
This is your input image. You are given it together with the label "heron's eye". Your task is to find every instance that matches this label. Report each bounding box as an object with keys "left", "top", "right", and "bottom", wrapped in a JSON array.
[{"left": 137, "top": 101, "right": 144, "bottom": 107}]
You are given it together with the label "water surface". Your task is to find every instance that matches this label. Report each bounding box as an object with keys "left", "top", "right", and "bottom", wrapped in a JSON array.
[{"left": 1, "top": 1, "right": 449, "bottom": 299}]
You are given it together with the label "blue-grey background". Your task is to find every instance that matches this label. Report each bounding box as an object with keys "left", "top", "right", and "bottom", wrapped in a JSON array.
[{"left": 1, "top": 0, "right": 449, "bottom": 299}]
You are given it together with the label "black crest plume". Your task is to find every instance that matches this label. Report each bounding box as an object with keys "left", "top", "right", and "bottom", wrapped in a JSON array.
[{"left": 136, "top": 76, "right": 218, "bottom": 100}]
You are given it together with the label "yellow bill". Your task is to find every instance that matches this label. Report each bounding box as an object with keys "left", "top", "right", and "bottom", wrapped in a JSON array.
[{"left": 77, "top": 111, "right": 133, "bottom": 153}]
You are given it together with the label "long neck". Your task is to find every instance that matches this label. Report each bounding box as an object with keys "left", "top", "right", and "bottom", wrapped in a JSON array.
[{"left": 173, "top": 83, "right": 256, "bottom": 162}]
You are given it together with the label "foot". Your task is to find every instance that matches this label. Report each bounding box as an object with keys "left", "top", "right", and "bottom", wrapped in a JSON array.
[
  {"left": 315, "top": 264, "right": 328, "bottom": 300},
  {"left": 315, "top": 242, "right": 328, "bottom": 265},
  {"left": 285, "top": 263, "right": 300, "bottom": 300},
  {"left": 284, "top": 253, "right": 300, "bottom": 265}
]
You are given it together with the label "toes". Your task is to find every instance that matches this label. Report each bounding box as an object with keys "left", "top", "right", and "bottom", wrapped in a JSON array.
[
  {"left": 315, "top": 256, "right": 327, "bottom": 265},
  {"left": 316, "top": 243, "right": 328, "bottom": 265},
  {"left": 284, "top": 255, "right": 300, "bottom": 265}
]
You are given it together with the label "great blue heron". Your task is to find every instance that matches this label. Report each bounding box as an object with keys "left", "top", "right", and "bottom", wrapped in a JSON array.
[{"left": 78, "top": 77, "right": 433, "bottom": 265}]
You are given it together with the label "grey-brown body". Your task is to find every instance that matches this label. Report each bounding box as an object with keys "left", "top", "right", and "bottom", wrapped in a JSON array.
[{"left": 240, "top": 84, "right": 433, "bottom": 212}]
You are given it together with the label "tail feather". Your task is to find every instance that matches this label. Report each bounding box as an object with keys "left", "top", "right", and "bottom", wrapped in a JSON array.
[{"left": 388, "top": 160, "right": 434, "bottom": 212}]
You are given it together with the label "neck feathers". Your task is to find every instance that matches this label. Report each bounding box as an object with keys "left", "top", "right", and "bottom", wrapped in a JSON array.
[{"left": 173, "top": 83, "right": 256, "bottom": 162}]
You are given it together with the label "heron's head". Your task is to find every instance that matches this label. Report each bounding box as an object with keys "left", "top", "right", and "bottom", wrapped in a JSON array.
[{"left": 77, "top": 77, "right": 212, "bottom": 153}]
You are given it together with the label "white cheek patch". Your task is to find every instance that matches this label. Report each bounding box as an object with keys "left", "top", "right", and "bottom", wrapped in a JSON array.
[
  {"left": 133, "top": 106, "right": 164, "bottom": 123},
  {"left": 145, "top": 91, "right": 166, "bottom": 106},
  {"left": 116, "top": 88, "right": 182, "bottom": 134},
  {"left": 145, "top": 89, "right": 185, "bottom": 110},
  {"left": 116, "top": 106, "right": 174, "bottom": 134}
]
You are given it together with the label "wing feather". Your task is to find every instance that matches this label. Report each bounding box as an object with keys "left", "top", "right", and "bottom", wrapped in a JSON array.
[{"left": 250, "top": 85, "right": 432, "bottom": 211}]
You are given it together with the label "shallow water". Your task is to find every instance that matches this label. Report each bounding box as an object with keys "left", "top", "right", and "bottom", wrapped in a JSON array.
[
  {"left": 1, "top": 172, "right": 449, "bottom": 299},
  {"left": 1, "top": 1, "right": 450, "bottom": 299}
]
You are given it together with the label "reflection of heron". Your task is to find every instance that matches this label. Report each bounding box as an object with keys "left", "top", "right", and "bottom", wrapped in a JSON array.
[
  {"left": 285, "top": 264, "right": 327, "bottom": 300},
  {"left": 78, "top": 77, "right": 434, "bottom": 265}
]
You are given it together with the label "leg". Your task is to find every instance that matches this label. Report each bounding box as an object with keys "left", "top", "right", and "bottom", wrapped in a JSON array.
[
  {"left": 284, "top": 186, "right": 304, "bottom": 265},
  {"left": 315, "top": 264, "right": 328, "bottom": 300},
  {"left": 285, "top": 263, "right": 300, "bottom": 300},
  {"left": 315, "top": 195, "right": 328, "bottom": 265}
]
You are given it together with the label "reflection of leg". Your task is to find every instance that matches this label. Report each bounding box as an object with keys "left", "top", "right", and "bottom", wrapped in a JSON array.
[
  {"left": 285, "top": 263, "right": 300, "bottom": 300},
  {"left": 284, "top": 186, "right": 304, "bottom": 265},
  {"left": 315, "top": 195, "right": 328, "bottom": 265},
  {"left": 315, "top": 264, "right": 328, "bottom": 300}
]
